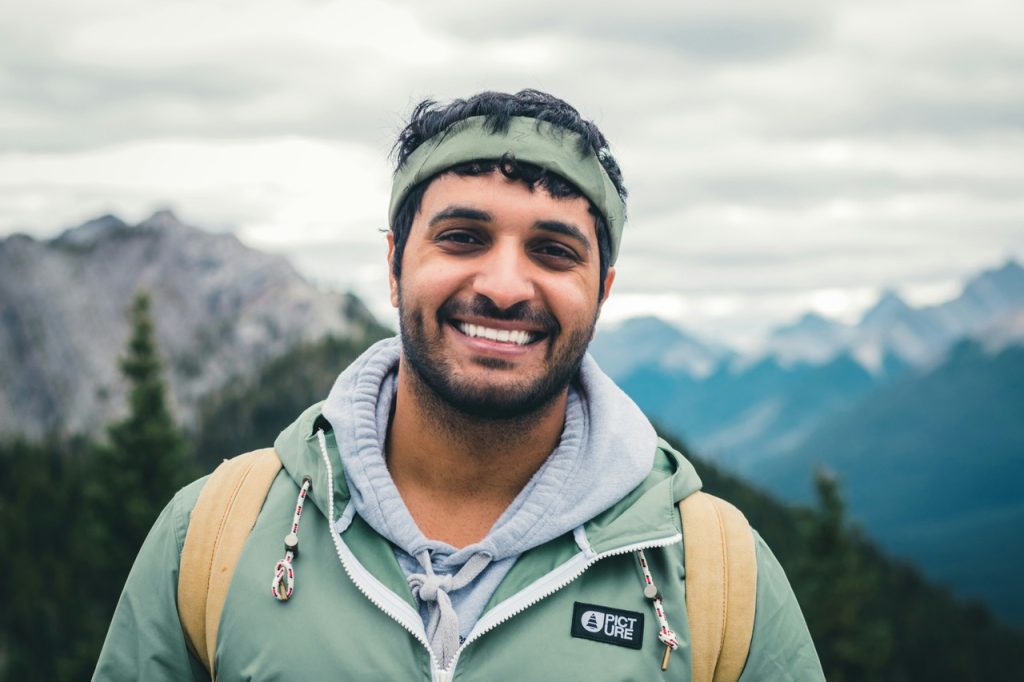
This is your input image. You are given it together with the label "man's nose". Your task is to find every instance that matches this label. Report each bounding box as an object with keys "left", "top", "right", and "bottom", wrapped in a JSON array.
[{"left": 472, "top": 244, "right": 536, "bottom": 310}]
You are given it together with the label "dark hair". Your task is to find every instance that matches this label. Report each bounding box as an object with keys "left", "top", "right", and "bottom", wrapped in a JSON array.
[{"left": 389, "top": 89, "right": 627, "bottom": 299}]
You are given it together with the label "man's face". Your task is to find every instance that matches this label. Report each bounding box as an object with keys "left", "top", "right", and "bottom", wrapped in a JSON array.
[{"left": 389, "top": 171, "right": 615, "bottom": 419}]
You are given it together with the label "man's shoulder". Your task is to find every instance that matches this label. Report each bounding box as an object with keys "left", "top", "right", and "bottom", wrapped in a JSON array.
[{"left": 158, "top": 474, "right": 212, "bottom": 556}]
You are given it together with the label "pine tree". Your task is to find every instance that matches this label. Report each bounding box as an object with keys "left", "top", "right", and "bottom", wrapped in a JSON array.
[
  {"left": 796, "top": 469, "right": 892, "bottom": 681},
  {"left": 0, "top": 439, "right": 83, "bottom": 680},
  {"left": 77, "top": 291, "right": 196, "bottom": 673}
]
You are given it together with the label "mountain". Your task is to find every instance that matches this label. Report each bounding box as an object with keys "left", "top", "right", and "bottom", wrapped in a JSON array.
[
  {"left": 760, "top": 260, "right": 1024, "bottom": 371},
  {"left": 852, "top": 290, "right": 952, "bottom": 369},
  {"left": 979, "top": 309, "right": 1024, "bottom": 353},
  {"left": 590, "top": 316, "right": 734, "bottom": 379},
  {"left": 616, "top": 351, "right": 895, "bottom": 472},
  {"left": 940, "top": 259, "right": 1024, "bottom": 334},
  {"left": 763, "top": 312, "right": 849, "bottom": 366},
  {"left": 760, "top": 339, "right": 1024, "bottom": 626},
  {"left": 596, "top": 260, "right": 1022, "bottom": 475},
  {"left": 0, "top": 211, "right": 383, "bottom": 441}
]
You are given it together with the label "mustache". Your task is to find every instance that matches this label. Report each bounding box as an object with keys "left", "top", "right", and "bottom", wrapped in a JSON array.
[{"left": 438, "top": 295, "right": 560, "bottom": 335}]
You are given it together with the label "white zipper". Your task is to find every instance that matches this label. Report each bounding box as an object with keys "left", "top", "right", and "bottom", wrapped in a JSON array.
[
  {"left": 331, "top": 525, "right": 681, "bottom": 681},
  {"left": 329, "top": 521, "right": 439, "bottom": 657},
  {"left": 317, "top": 431, "right": 443, "bottom": 675},
  {"left": 444, "top": 532, "right": 682, "bottom": 676},
  {"left": 316, "top": 429, "right": 681, "bottom": 681}
]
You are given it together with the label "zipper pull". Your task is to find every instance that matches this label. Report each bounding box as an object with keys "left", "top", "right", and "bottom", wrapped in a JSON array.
[{"left": 661, "top": 643, "right": 672, "bottom": 671}]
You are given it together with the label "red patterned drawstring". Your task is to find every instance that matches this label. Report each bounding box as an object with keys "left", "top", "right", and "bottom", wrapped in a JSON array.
[
  {"left": 272, "top": 476, "right": 312, "bottom": 601},
  {"left": 636, "top": 548, "right": 680, "bottom": 671}
]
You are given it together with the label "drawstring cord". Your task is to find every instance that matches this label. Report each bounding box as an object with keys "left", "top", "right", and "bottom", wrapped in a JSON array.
[
  {"left": 272, "top": 475, "right": 313, "bottom": 601},
  {"left": 636, "top": 548, "right": 680, "bottom": 671},
  {"left": 407, "top": 550, "right": 493, "bottom": 670}
]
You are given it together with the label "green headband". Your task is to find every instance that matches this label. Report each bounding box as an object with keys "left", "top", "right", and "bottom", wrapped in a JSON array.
[{"left": 389, "top": 115, "right": 626, "bottom": 263}]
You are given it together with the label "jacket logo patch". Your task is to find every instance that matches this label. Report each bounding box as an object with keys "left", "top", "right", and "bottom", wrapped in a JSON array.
[{"left": 571, "top": 602, "right": 644, "bottom": 649}]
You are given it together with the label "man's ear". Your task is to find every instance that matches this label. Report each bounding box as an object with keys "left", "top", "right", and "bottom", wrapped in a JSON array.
[
  {"left": 590, "top": 267, "right": 616, "bottom": 344},
  {"left": 598, "top": 266, "right": 616, "bottom": 312},
  {"left": 386, "top": 231, "right": 399, "bottom": 308}
]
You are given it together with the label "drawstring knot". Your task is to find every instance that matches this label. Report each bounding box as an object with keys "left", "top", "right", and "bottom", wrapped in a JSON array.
[
  {"left": 407, "top": 550, "right": 493, "bottom": 671},
  {"left": 271, "top": 476, "right": 312, "bottom": 601},
  {"left": 636, "top": 548, "right": 680, "bottom": 671},
  {"left": 413, "top": 571, "right": 454, "bottom": 602}
]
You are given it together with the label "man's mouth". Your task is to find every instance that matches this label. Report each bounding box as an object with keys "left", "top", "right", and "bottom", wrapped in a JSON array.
[{"left": 454, "top": 321, "right": 542, "bottom": 346}]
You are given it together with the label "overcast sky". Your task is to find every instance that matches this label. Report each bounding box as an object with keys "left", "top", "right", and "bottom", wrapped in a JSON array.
[{"left": 3, "top": 0, "right": 1022, "bottom": 349}]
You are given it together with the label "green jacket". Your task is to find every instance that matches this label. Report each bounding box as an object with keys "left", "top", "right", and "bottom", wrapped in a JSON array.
[{"left": 95, "top": 403, "right": 824, "bottom": 681}]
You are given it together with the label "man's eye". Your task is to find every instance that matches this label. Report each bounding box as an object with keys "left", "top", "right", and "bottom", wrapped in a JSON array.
[
  {"left": 437, "top": 231, "right": 482, "bottom": 247},
  {"left": 535, "top": 243, "right": 580, "bottom": 263}
]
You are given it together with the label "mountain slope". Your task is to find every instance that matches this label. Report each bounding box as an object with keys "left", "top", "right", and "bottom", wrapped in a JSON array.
[
  {"left": 0, "top": 211, "right": 381, "bottom": 441},
  {"left": 761, "top": 339, "right": 1024, "bottom": 626},
  {"left": 590, "top": 316, "right": 733, "bottom": 379},
  {"left": 617, "top": 352, "right": 891, "bottom": 472}
]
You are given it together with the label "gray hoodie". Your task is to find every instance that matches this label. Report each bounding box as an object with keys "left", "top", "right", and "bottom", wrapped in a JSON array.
[{"left": 322, "top": 336, "right": 657, "bottom": 665}]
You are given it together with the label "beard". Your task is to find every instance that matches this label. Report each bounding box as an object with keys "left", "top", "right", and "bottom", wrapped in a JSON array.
[{"left": 399, "top": 293, "right": 595, "bottom": 420}]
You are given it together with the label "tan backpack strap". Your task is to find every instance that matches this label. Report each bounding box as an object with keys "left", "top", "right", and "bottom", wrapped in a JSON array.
[
  {"left": 178, "top": 448, "right": 282, "bottom": 677},
  {"left": 680, "top": 491, "right": 758, "bottom": 682}
]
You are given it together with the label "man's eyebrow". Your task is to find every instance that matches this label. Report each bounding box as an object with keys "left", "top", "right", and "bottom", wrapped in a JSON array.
[
  {"left": 429, "top": 206, "right": 492, "bottom": 226},
  {"left": 534, "top": 220, "right": 592, "bottom": 253}
]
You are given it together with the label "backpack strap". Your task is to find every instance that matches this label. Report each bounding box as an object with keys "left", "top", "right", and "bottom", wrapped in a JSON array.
[
  {"left": 178, "top": 448, "right": 282, "bottom": 678},
  {"left": 680, "top": 491, "right": 758, "bottom": 682}
]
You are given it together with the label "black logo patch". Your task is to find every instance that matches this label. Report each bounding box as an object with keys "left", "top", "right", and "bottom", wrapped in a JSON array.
[{"left": 571, "top": 602, "right": 645, "bottom": 649}]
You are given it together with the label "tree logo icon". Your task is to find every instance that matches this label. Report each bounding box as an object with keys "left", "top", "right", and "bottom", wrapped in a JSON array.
[{"left": 581, "top": 610, "right": 605, "bottom": 633}]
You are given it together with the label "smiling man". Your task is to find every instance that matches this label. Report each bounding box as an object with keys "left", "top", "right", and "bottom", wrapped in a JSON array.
[{"left": 95, "top": 90, "right": 824, "bottom": 681}]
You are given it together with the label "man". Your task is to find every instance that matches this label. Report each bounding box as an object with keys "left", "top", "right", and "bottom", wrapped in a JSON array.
[{"left": 95, "top": 90, "right": 824, "bottom": 680}]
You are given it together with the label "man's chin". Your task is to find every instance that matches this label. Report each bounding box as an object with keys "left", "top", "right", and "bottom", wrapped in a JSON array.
[
  {"left": 403, "top": 357, "right": 560, "bottom": 419},
  {"left": 440, "top": 388, "right": 560, "bottom": 421}
]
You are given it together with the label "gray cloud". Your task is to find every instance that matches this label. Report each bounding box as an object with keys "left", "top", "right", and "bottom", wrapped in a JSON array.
[
  {"left": 0, "top": 47, "right": 397, "bottom": 151},
  {"left": 627, "top": 171, "right": 1024, "bottom": 222},
  {"left": 401, "top": 0, "right": 830, "bottom": 61},
  {"left": 2, "top": 0, "right": 1023, "bottom": 344},
  {"left": 833, "top": 93, "right": 1024, "bottom": 137}
]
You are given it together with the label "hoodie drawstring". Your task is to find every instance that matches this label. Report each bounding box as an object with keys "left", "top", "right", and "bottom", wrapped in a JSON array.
[
  {"left": 272, "top": 475, "right": 312, "bottom": 601},
  {"left": 636, "top": 548, "right": 680, "bottom": 671},
  {"left": 407, "top": 550, "right": 492, "bottom": 670}
]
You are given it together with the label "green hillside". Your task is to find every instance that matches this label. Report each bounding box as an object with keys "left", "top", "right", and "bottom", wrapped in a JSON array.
[
  {"left": 192, "top": 323, "right": 392, "bottom": 471},
  {"left": 762, "top": 340, "right": 1024, "bottom": 627}
]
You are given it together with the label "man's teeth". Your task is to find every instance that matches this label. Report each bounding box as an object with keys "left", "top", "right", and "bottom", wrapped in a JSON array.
[{"left": 458, "top": 323, "right": 535, "bottom": 345}]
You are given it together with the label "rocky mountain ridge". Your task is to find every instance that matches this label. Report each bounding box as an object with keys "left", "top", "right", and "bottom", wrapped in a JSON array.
[
  {"left": 0, "top": 211, "right": 380, "bottom": 440},
  {"left": 763, "top": 260, "right": 1024, "bottom": 371}
]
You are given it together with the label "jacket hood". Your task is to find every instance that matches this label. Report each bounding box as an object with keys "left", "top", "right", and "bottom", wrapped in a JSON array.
[{"left": 273, "top": 337, "right": 704, "bottom": 558}]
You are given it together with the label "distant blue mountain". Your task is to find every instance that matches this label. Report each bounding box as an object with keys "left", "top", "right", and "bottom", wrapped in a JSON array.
[
  {"left": 617, "top": 351, "right": 906, "bottom": 472},
  {"left": 590, "top": 316, "right": 733, "bottom": 379},
  {"left": 760, "top": 340, "right": 1024, "bottom": 626},
  {"left": 593, "top": 259, "right": 1024, "bottom": 474},
  {"left": 760, "top": 259, "right": 1024, "bottom": 370}
]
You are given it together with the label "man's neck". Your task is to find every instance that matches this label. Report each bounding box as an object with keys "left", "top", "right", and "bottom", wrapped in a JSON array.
[{"left": 385, "top": 361, "right": 567, "bottom": 548}]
